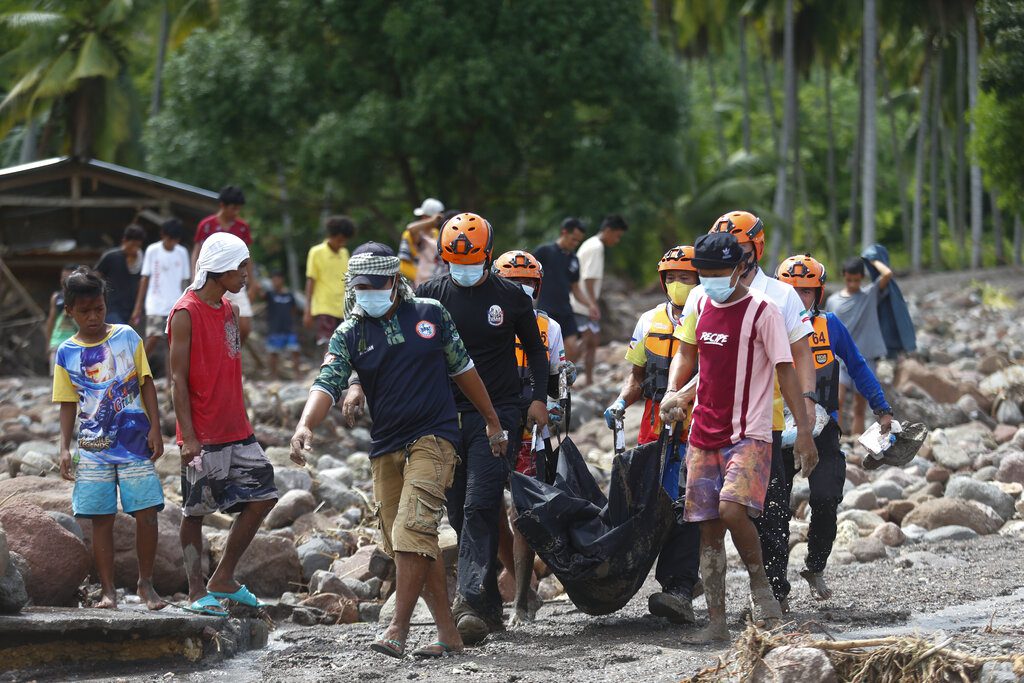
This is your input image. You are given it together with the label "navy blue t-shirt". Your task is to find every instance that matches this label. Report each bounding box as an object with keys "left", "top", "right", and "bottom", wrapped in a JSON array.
[
  {"left": 533, "top": 242, "right": 579, "bottom": 320},
  {"left": 266, "top": 291, "right": 296, "bottom": 335},
  {"left": 312, "top": 298, "right": 471, "bottom": 457}
]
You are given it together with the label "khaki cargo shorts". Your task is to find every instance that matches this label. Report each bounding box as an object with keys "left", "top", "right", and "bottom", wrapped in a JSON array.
[{"left": 371, "top": 435, "right": 457, "bottom": 560}]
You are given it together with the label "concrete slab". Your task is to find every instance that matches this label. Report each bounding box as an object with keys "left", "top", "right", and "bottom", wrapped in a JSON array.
[{"left": 0, "top": 606, "right": 269, "bottom": 675}]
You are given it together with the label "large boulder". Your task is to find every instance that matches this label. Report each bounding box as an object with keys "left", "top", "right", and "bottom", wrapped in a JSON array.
[
  {"left": 0, "top": 476, "right": 74, "bottom": 515},
  {"left": 275, "top": 468, "right": 314, "bottom": 494},
  {"left": 996, "top": 453, "right": 1024, "bottom": 485},
  {"left": 0, "top": 523, "right": 28, "bottom": 614},
  {"left": 945, "top": 476, "right": 1016, "bottom": 521},
  {"left": 264, "top": 490, "right": 316, "bottom": 529},
  {"left": 0, "top": 502, "right": 90, "bottom": 605},
  {"left": 298, "top": 592, "right": 359, "bottom": 624},
  {"left": 897, "top": 359, "right": 977, "bottom": 405},
  {"left": 752, "top": 645, "right": 837, "bottom": 683},
  {"left": 902, "top": 498, "right": 1003, "bottom": 535},
  {"left": 330, "top": 544, "right": 394, "bottom": 583},
  {"left": 315, "top": 478, "right": 365, "bottom": 512},
  {"left": 209, "top": 532, "right": 301, "bottom": 597}
]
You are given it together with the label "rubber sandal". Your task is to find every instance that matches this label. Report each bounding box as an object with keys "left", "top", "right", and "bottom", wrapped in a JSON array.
[
  {"left": 181, "top": 594, "right": 228, "bottom": 616},
  {"left": 369, "top": 638, "right": 406, "bottom": 659},
  {"left": 208, "top": 584, "right": 264, "bottom": 609},
  {"left": 412, "top": 641, "right": 458, "bottom": 659}
]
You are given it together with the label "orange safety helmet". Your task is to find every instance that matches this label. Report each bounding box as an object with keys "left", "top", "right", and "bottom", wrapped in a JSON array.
[
  {"left": 658, "top": 245, "right": 697, "bottom": 273},
  {"left": 777, "top": 253, "right": 827, "bottom": 305},
  {"left": 708, "top": 210, "right": 766, "bottom": 261},
  {"left": 493, "top": 250, "right": 543, "bottom": 299},
  {"left": 437, "top": 212, "right": 494, "bottom": 264}
]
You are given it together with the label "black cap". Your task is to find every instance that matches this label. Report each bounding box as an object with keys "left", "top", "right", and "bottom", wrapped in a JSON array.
[
  {"left": 349, "top": 241, "right": 397, "bottom": 288},
  {"left": 692, "top": 232, "right": 743, "bottom": 270}
]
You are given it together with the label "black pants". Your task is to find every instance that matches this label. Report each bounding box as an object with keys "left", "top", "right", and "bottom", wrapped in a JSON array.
[
  {"left": 792, "top": 421, "right": 846, "bottom": 574},
  {"left": 654, "top": 441, "right": 700, "bottom": 596},
  {"left": 447, "top": 405, "right": 523, "bottom": 625},
  {"left": 753, "top": 431, "right": 792, "bottom": 600}
]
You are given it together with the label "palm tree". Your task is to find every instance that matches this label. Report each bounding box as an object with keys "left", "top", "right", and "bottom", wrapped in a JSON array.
[
  {"left": 0, "top": 1, "right": 150, "bottom": 162},
  {"left": 861, "top": 0, "right": 878, "bottom": 250},
  {"left": 149, "top": 0, "right": 221, "bottom": 116},
  {"left": 768, "top": 0, "right": 796, "bottom": 266}
]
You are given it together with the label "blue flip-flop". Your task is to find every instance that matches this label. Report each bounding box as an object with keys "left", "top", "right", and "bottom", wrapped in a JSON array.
[
  {"left": 208, "top": 584, "right": 264, "bottom": 609},
  {"left": 181, "top": 594, "right": 228, "bottom": 616}
]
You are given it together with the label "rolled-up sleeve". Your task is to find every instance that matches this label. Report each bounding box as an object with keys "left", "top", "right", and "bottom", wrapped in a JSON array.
[{"left": 311, "top": 325, "right": 353, "bottom": 403}]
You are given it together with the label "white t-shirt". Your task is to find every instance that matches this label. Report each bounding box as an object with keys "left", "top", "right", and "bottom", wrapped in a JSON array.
[
  {"left": 141, "top": 242, "right": 191, "bottom": 316},
  {"left": 570, "top": 235, "right": 605, "bottom": 316},
  {"left": 680, "top": 268, "right": 812, "bottom": 343}
]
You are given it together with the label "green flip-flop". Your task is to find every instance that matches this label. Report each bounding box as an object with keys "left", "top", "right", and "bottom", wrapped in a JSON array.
[
  {"left": 412, "top": 641, "right": 458, "bottom": 658},
  {"left": 370, "top": 638, "right": 406, "bottom": 658}
]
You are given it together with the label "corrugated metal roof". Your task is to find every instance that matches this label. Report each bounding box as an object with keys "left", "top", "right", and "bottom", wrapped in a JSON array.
[{"left": 0, "top": 156, "right": 218, "bottom": 200}]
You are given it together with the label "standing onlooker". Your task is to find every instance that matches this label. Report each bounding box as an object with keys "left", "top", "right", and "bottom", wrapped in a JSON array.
[
  {"left": 45, "top": 264, "right": 78, "bottom": 374},
  {"left": 398, "top": 198, "right": 445, "bottom": 286},
  {"left": 303, "top": 215, "right": 354, "bottom": 346},
  {"left": 826, "top": 256, "right": 893, "bottom": 434},
  {"left": 95, "top": 224, "right": 146, "bottom": 325},
  {"left": 569, "top": 214, "right": 628, "bottom": 385},
  {"left": 192, "top": 185, "right": 261, "bottom": 344},
  {"left": 266, "top": 271, "right": 302, "bottom": 378},
  {"left": 533, "top": 218, "right": 595, "bottom": 363},
  {"left": 131, "top": 218, "right": 191, "bottom": 358}
]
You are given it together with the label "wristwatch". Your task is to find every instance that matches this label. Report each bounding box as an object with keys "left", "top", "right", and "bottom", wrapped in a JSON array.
[
  {"left": 873, "top": 407, "right": 893, "bottom": 416},
  {"left": 801, "top": 391, "right": 819, "bottom": 404}
]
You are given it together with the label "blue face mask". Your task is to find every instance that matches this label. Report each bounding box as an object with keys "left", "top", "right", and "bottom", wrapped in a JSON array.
[
  {"left": 354, "top": 288, "right": 395, "bottom": 318},
  {"left": 700, "top": 269, "right": 739, "bottom": 303},
  {"left": 450, "top": 262, "right": 486, "bottom": 287}
]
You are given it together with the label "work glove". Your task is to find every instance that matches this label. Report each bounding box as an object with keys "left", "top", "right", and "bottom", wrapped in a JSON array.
[
  {"left": 604, "top": 398, "right": 626, "bottom": 429},
  {"left": 559, "top": 360, "right": 578, "bottom": 387},
  {"left": 547, "top": 398, "right": 564, "bottom": 425}
]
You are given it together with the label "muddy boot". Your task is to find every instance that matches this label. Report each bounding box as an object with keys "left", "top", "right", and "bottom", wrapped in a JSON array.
[
  {"left": 684, "top": 546, "right": 729, "bottom": 643},
  {"left": 648, "top": 588, "right": 695, "bottom": 625},
  {"left": 452, "top": 598, "right": 490, "bottom": 646},
  {"left": 747, "top": 563, "right": 783, "bottom": 628},
  {"left": 800, "top": 569, "right": 833, "bottom": 600}
]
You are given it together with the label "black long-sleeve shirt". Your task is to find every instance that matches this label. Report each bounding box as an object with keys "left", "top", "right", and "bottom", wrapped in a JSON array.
[{"left": 417, "top": 273, "right": 548, "bottom": 412}]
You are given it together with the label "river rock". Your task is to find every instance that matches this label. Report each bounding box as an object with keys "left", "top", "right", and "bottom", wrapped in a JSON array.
[
  {"left": 925, "top": 465, "right": 951, "bottom": 484},
  {"left": 833, "top": 520, "right": 861, "bottom": 548},
  {"left": 922, "top": 525, "right": 979, "bottom": 543},
  {"left": 837, "top": 509, "right": 885, "bottom": 531},
  {"left": 996, "top": 453, "right": 1024, "bottom": 485},
  {"left": 265, "top": 490, "right": 316, "bottom": 529},
  {"left": 850, "top": 536, "right": 887, "bottom": 563},
  {"left": 973, "top": 465, "right": 998, "bottom": 482},
  {"left": 871, "top": 481, "right": 905, "bottom": 502},
  {"left": 297, "top": 536, "right": 351, "bottom": 582},
  {"left": 752, "top": 645, "right": 837, "bottom": 683},
  {"left": 318, "top": 466, "right": 355, "bottom": 487},
  {"left": 979, "top": 661, "right": 1018, "bottom": 683},
  {"left": 0, "top": 502, "right": 90, "bottom": 606},
  {"left": 902, "top": 498, "right": 1003, "bottom": 535},
  {"left": 330, "top": 544, "right": 393, "bottom": 582},
  {"left": 342, "top": 577, "right": 376, "bottom": 601},
  {"left": 841, "top": 487, "right": 877, "bottom": 511},
  {"left": 210, "top": 532, "right": 301, "bottom": 597},
  {"left": 871, "top": 522, "right": 906, "bottom": 547},
  {"left": 316, "top": 478, "right": 364, "bottom": 512},
  {"left": 275, "top": 468, "right": 313, "bottom": 493},
  {"left": 46, "top": 511, "right": 83, "bottom": 540},
  {"left": 995, "top": 400, "right": 1024, "bottom": 426},
  {"left": 308, "top": 570, "right": 359, "bottom": 600},
  {"left": 946, "top": 477, "right": 1016, "bottom": 521},
  {"left": 993, "top": 424, "right": 1019, "bottom": 444}
]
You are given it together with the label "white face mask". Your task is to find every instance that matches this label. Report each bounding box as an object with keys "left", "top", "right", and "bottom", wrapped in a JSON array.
[{"left": 450, "top": 262, "right": 486, "bottom": 287}]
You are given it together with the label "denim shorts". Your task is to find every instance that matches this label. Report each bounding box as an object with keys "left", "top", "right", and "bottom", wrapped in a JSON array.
[
  {"left": 266, "top": 332, "right": 300, "bottom": 352},
  {"left": 73, "top": 459, "right": 165, "bottom": 517}
]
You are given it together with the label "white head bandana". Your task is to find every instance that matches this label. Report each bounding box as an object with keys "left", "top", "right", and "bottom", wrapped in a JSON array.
[{"left": 165, "top": 232, "right": 250, "bottom": 334}]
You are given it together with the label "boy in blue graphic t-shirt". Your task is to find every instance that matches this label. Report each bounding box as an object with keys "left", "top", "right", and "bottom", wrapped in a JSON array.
[{"left": 53, "top": 267, "right": 167, "bottom": 610}]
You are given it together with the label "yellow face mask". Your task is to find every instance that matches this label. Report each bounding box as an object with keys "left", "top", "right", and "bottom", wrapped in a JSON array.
[{"left": 666, "top": 281, "right": 695, "bottom": 307}]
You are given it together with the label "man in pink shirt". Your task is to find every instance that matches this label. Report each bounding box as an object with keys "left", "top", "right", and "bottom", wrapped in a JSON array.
[{"left": 659, "top": 232, "right": 817, "bottom": 642}]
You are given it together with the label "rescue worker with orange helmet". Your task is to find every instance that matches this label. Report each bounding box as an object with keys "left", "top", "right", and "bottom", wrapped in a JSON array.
[
  {"left": 662, "top": 210, "right": 818, "bottom": 613},
  {"left": 492, "top": 249, "right": 575, "bottom": 627},
  {"left": 415, "top": 213, "right": 551, "bottom": 644},
  {"left": 776, "top": 254, "right": 893, "bottom": 602},
  {"left": 605, "top": 245, "right": 703, "bottom": 624}
]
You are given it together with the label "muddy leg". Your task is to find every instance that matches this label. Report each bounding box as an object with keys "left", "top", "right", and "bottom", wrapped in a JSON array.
[
  {"left": 134, "top": 506, "right": 167, "bottom": 610},
  {"left": 509, "top": 525, "right": 539, "bottom": 626},
  {"left": 419, "top": 554, "right": 464, "bottom": 651},
  {"left": 684, "top": 520, "right": 729, "bottom": 643},
  {"left": 720, "top": 501, "right": 782, "bottom": 627},
  {"left": 207, "top": 498, "right": 276, "bottom": 594},
  {"left": 91, "top": 514, "right": 118, "bottom": 609},
  {"left": 179, "top": 514, "right": 223, "bottom": 611}
]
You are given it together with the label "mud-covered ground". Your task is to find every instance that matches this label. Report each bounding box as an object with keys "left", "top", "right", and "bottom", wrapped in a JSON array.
[{"left": 75, "top": 533, "right": 1021, "bottom": 683}]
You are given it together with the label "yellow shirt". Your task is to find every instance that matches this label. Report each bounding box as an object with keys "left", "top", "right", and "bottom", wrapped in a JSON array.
[{"left": 306, "top": 241, "right": 349, "bottom": 318}]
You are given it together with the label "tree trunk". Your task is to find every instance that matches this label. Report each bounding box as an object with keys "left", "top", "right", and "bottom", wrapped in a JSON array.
[
  {"left": 941, "top": 107, "right": 957, "bottom": 268},
  {"left": 277, "top": 166, "right": 302, "bottom": 295},
  {"left": 150, "top": 0, "right": 170, "bottom": 116},
  {"left": 738, "top": 15, "right": 752, "bottom": 154},
  {"left": 861, "top": 0, "right": 878, "bottom": 250},
  {"left": 911, "top": 46, "right": 933, "bottom": 274},
  {"left": 71, "top": 83, "right": 95, "bottom": 159},
  {"left": 650, "top": 0, "right": 659, "bottom": 43},
  {"left": 759, "top": 35, "right": 780, "bottom": 153},
  {"left": 880, "top": 63, "right": 911, "bottom": 252},
  {"left": 769, "top": 0, "right": 797, "bottom": 266},
  {"left": 991, "top": 189, "right": 1005, "bottom": 264},
  {"left": 18, "top": 118, "right": 38, "bottom": 164},
  {"left": 955, "top": 32, "right": 968, "bottom": 250},
  {"left": 929, "top": 46, "right": 943, "bottom": 269},
  {"left": 707, "top": 59, "right": 728, "bottom": 163},
  {"left": 966, "top": 1, "right": 983, "bottom": 269},
  {"left": 1014, "top": 214, "right": 1022, "bottom": 266},
  {"left": 849, "top": 64, "right": 864, "bottom": 250},
  {"left": 824, "top": 59, "right": 840, "bottom": 244}
]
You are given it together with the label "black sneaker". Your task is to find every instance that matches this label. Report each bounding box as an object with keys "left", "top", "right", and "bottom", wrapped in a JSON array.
[{"left": 647, "top": 590, "right": 695, "bottom": 625}]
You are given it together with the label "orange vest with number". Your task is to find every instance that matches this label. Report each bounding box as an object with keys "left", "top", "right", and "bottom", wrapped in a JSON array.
[
  {"left": 515, "top": 311, "right": 551, "bottom": 394},
  {"left": 809, "top": 314, "right": 840, "bottom": 413}
]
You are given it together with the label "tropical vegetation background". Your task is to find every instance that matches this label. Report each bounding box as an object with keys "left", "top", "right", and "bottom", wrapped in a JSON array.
[{"left": 1, "top": 0, "right": 1022, "bottom": 281}]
